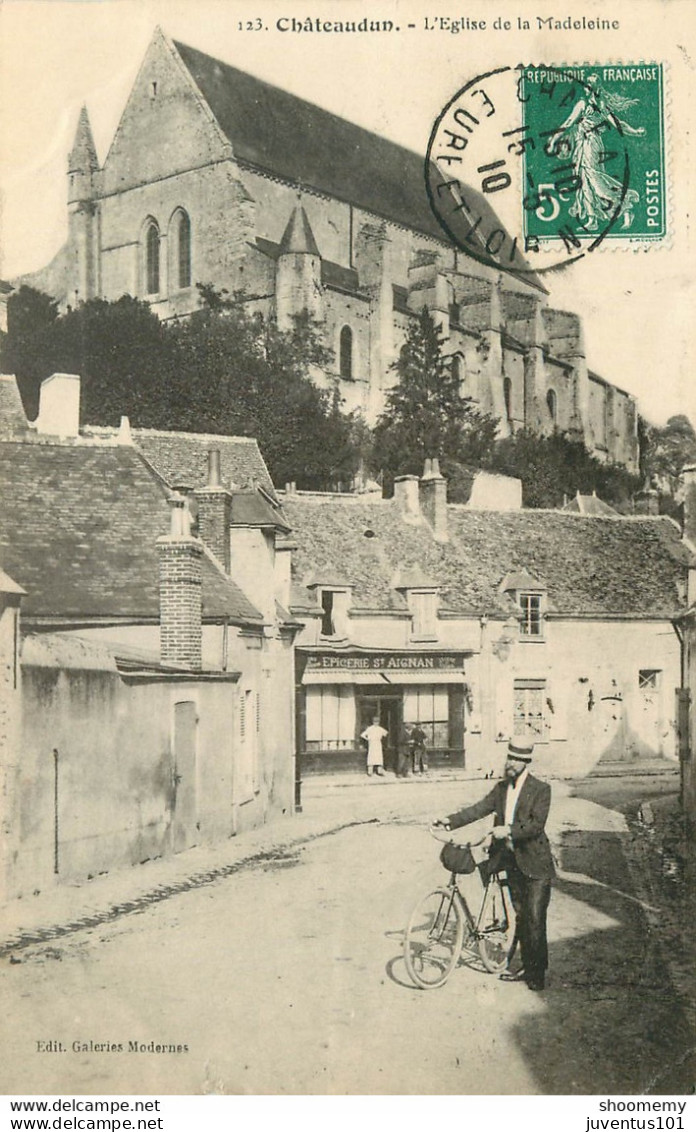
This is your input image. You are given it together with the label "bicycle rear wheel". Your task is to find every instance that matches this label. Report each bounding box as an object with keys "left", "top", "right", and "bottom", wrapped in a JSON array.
[
  {"left": 404, "top": 887, "right": 465, "bottom": 989},
  {"left": 477, "top": 877, "right": 516, "bottom": 974}
]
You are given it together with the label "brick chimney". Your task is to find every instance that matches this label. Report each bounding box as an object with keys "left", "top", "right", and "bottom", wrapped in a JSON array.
[
  {"left": 393, "top": 474, "right": 420, "bottom": 517},
  {"left": 156, "top": 493, "right": 203, "bottom": 671},
  {"left": 194, "top": 450, "right": 232, "bottom": 572},
  {"left": 35, "top": 373, "right": 81, "bottom": 437},
  {"left": 419, "top": 457, "right": 448, "bottom": 541}
]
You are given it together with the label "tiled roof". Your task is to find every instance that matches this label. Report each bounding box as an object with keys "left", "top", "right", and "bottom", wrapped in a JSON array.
[
  {"left": 84, "top": 425, "right": 276, "bottom": 498},
  {"left": 281, "top": 495, "right": 692, "bottom": 618},
  {"left": 230, "top": 491, "right": 291, "bottom": 532},
  {"left": 0, "top": 439, "right": 263, "bottom": 624},
  {"left": 174, "top": 39, "right": 526, "bottom": 263}
]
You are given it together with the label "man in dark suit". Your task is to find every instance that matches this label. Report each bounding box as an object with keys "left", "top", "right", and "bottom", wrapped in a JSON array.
[{"left": 436, "top": 741, "right": 554, "bottom": 991}]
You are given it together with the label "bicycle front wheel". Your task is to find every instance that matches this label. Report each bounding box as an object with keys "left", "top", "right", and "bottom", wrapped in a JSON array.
[
  {"left": 404, "top": 887, "right": 465, "bottom": 989},
  {"left": 477, "top": 878, "right": 516, "bottom": 974}
]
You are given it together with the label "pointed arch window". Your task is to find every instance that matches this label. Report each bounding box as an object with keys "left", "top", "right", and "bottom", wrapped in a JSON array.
[
  {"left": 145, "top": 221, "right": 160, "bottom": 295},
  {"left": 339, "top": 325, "right": 353, "bottom": 380},
  {"left": 504, "top": 377, "right": 513, "bottom": 421},
  {"left": 176, "top": 210, "right": 191, "bottom": 289},
  {"left": 547, "top": 388, "right": 557, "bottom": 425},
  {"left": 452, "top": 355, "right": 462, "bottom": 384}
]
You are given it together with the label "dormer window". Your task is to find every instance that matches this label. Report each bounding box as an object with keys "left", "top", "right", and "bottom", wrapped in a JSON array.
[
  {"left": 321, "top": 590, "right": 335, "bottom": 636},
  {"left": 519, "top": 592, "right": 543, "bottom": 638},
  {"left": 499, "top": 570, "right": 547, "bottom": 642},
  {"left": 409, "top": 590, "right": 438, "bottom": 642},
  {"left": 316, "top": 586, "right": 351, "bottom": 639}
]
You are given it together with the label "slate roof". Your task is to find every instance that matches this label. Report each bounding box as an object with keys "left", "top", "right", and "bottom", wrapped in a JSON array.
[
  {"left": 174, "top": 37, "right": 535, "bottom": 281},
  {"left": 83, "top": 425, "right": 276, "bottom": 499},
  {"left": 281, "top": 495, "right": 692, "bottom": 618},
  {"left": 230, "top": 491, "right": 291, "bottom": 532},
  {"left": 0, "top": 439, "right": 263, "bottom": 624}
]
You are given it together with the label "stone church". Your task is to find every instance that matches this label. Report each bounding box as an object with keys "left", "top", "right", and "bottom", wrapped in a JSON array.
[{"left": 21, "top": 27, "right": 638, "bottom": 471}]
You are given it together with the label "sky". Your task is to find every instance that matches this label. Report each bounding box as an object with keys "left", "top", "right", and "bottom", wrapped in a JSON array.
[{"left": 0, "top": 0, "right": 694, "bottom": 428}]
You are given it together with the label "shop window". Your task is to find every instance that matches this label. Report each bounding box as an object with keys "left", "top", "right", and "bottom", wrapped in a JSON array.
[
  {"left": 513, "top": 679, "right": 546, "bottom": 742},
  {"left": 145, "top": 221, "right": 160, "bottom": 295},
  {"left": 519, "top": 593, "right": 543, "bottom": 638},
  {"left": 639, "top": 669, "right": 661, "bottom": 691},
  {"left": 409, "top": 590, "right": 438, "bottom": 641},
  {"left": 339, "top": 325, "right": 353, "bottom": 380},
  {"left": 305, "top": 686, "right": 356, "bottom": 750},
  {"left": 403, "top": 685, "right": 449, "bottom": 748}
]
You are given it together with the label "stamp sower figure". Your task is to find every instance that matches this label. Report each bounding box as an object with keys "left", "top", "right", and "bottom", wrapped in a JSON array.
[
  {"left": 410, "top": 723, "right": 428, "bottom": 775},
  {"left": 436, "top": 741, "right": 554, "bottom": 990},
  {"left": 361, "top": 716, "right": 387, "bottom": 777}
]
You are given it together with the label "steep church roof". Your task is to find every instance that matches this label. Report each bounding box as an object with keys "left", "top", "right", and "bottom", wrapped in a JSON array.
[{"left": 172, "top": 40, "right": 501, "bottom": 253}]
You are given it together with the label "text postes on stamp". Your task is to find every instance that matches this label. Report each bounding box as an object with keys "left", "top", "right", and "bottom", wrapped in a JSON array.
[{"left": 425, "top": 63, "right": 665, "bottom": 281}]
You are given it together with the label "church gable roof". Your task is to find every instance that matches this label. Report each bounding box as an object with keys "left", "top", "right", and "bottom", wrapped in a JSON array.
[{"left": 172, "top": 39, "right": 486, "bottom": 246}]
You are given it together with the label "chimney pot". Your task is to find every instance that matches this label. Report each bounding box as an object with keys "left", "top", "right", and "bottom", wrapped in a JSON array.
[
  {"left": 35, "top": 373, "right": 81, "bottom": 437},
  {"left": 393, "top": 474, "right": 420, "bottom": 517},
  {"left": 208, "top": 449, "right": 221, "bottom": 487}
]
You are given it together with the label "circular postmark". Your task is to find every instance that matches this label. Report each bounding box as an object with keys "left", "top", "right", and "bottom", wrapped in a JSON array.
[{"left": 425, "top": 65, "right": 642, "bottom": 279}]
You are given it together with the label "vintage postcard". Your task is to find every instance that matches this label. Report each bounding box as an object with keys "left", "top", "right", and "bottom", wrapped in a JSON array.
[{"left": 0, "top": 0, "right": 694, "bottom": 1102}]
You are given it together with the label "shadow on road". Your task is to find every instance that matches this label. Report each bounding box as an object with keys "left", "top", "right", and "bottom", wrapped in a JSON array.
[{"left": 509, "top": 828, "right": 695, "bottom": 1095}]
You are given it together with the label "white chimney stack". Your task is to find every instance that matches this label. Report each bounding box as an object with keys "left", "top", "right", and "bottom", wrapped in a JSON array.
[{"left": 35, "top": 373, "right": 81, "bottom": 437}]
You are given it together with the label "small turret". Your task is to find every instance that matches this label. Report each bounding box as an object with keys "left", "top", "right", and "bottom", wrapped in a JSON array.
[
  {"left": 67, "top": 107, "right": 99, "bottom": 303},
  {"left": 68, "top": 106, "right": 99, "bottom": 207},
  {"left": 275, "top": 201, "right": 323, "bottom": 330}
]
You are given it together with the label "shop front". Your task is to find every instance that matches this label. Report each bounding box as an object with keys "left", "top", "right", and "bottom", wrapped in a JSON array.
[{"left": 295, "top": 649, "right": 472, "bottom": 775}]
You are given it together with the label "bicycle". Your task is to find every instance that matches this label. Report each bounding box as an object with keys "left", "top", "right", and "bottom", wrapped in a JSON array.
[{"left": 403, "top": 825, "right": 517, "bottom": 989}]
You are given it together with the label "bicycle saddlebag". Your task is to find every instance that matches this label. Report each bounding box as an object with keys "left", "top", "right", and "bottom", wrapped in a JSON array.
[{"left": 439, "top": 841, "right": 476, "bottom": 875}]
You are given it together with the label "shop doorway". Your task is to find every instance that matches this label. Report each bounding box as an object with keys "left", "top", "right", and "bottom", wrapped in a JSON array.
[{"left": 357, "top": 692, "right": 402, "bottom": 773}]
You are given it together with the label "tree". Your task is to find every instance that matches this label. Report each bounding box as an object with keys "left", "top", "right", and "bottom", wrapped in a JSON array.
[
  {"left": 639, "top": 414, "right": 696, "bottom": 498},
  {"left": 1, "top": 285, "right": 362, "bottom": 490},
  {"left": 372, "top": 308, "right": 498, "bottom": 492},
  {"left": 490, "top": 429, "right": 641, "bottom": 509}
]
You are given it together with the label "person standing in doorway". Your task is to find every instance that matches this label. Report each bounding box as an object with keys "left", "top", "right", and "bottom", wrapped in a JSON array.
[
  {"left": 410, "top": 723, "right": 428, "bottom": 774},
  {"left": 361, "top": 716, "right": 388, "bottom": 777}
]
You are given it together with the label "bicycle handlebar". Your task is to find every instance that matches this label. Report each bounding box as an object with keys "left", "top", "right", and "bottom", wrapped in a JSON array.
[{"left": 428, "top": 823, "right": 491, "bottom": 849}]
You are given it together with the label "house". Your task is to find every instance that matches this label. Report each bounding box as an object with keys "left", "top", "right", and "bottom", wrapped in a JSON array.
[
  {"left": 281, "top": 462, "right": 691, "bottom": 781},
  {"left": 17, "top": 27, "right": 638, "bottom": 470},
  {"left": 0, "top": 372, "right": 298, "bottom": 899}
]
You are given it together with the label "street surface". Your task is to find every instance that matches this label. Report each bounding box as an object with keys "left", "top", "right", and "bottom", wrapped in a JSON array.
[{"left": 1, "top": 773, "right": 693, "bottom": 1095}]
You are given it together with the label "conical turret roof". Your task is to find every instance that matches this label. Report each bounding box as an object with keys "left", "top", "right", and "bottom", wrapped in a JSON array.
[
  {"left": 278, "top": 203, "right": 320, "bottom": 257},
  {"left": 69, "top": 106, "right": 99, "bottom": 172}
]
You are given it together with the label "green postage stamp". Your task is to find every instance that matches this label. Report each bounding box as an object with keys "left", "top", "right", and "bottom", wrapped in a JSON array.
[{"left": 521, "top": 64, "right": 665, "bottom": 244}]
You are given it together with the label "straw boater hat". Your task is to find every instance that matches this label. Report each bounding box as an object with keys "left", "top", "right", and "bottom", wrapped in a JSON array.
[{"left": 507, "top": 741, "right": 534, "bottom": 763}]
